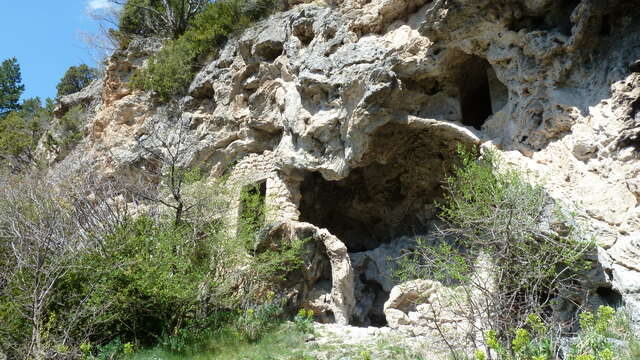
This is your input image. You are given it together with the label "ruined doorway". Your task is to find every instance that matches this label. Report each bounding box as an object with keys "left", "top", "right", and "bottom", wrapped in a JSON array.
[{"left": 238, "top": 180, "right": 267, "bottom": 249}]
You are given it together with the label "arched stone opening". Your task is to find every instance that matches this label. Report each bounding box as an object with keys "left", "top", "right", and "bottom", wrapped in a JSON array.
[
  {"left": 299, "top": 124, "right": 457, "bottom": 252},
  {"left": 595, "top": 286, "right": 623, "bottom": 308},
  {"left": 298, "top": 122, "right": 479, "bottom": 326},
  {"left": 453, "top": 55, "right": 508, "bottom": 130}
]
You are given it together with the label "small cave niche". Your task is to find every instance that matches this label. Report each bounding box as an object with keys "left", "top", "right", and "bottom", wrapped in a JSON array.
[
  {"left": 293, "top": 19, "right": 315, "bottom": 46},
  {"left": 508, "top": 0, "right": 580, "bottom": 36},
  {"left": 298, "top": 123, "right": 474, "bottom": 326},
  {"left": 454, "top": 55, "right": 507, "bottom": 130},
  {"left": 356, "top": 275, "right": 388, "bottom": 327},
  {"left": 596, "top": 286, "right": 623, "bottom": 308},
  {"left": 600, "top": 14, "right": 612, "bottom": 36},
  {"left": 555, "top": 0, "right": 581, "bottom": 36}
]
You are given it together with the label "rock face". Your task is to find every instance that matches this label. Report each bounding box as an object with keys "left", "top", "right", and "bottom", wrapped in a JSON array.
[
  {"left": 384, "top": 279, "right": 443, "bottom": 328},
  {"left": 51, "top": 0, "right": 640, "bottom": 329}
]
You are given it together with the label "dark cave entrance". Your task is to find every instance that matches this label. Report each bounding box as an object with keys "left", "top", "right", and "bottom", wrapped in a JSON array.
[
  {"left": 358, "top": 275, "right": 388, "bottom": 327},
  {"left": 299, "top": 126, "right": 450, "bottom": 253},
  {"left": 299, "top": 123, "right": 476, "bottom": 326},
  {"left": 455, "top": 55, "right": 508, "bottom": 130},
  {"left": 596, "top": 286, "right": 623, "bottom": 308},
  {"left": 507, "top": 0, "right": 580, "bottom": 36}
]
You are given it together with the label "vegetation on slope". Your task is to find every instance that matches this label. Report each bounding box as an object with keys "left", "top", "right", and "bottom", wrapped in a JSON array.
[
  {"left": 395, "top": 146, "right": 612, "bottom": 359},
  {"left": 55, "top": 64, "right": 99, "bottom": 98},
  {"left": 0, "top": 57, "right": 96, "bottom": 171},
  {"left": 121, "top": 0, "right": 280, "bottom": 101}
]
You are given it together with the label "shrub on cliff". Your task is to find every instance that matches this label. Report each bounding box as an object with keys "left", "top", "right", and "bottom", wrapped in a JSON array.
[
  {"left": 129, "top": 0, "right": 278, "bottom": 101},
  {"left": 118, "top": 0, "right": 211, "bottom": 39},
  {"left": 396, "top": 146, "right": 595, "bottom": 357},
  {"left": 0, "top": 97, "right": 53, "bottom": 171},
  {"left": 475, "top": 307, "right": 640, "bottom": 360},
  {"left": 43, "top": 104, "right": 86, "bottom": 160},
  {"left": 55, "top": 64, "right": 98, "bottom": 98}
]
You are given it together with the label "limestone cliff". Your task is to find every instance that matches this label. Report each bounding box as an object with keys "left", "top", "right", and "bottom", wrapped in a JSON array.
[{"left": 52, "top": 0, "right": 640, "bottom": 334}]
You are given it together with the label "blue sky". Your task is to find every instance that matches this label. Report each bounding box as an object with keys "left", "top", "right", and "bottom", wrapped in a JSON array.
[{"left": 0, "top": 1, "right": 116, "bottom": 101}]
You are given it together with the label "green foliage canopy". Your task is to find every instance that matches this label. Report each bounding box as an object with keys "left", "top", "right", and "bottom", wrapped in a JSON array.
[
  {"left": 129, "top": 0, "right": 278, "bottom": 101},
  {"left": 55, "top": 64, "right": 98, "bottom": 98},
  {"left": 0, "top": 57, "right": 25, "bottom": 117},
  {"left": 0, "top": 97, "right": 53, "bottom": 170},
  {"left": 118, "top": 0, "right": 211, "bottom": 39},
  {"left": 396, "top": 146, "right": 595, "bottom": 355}
]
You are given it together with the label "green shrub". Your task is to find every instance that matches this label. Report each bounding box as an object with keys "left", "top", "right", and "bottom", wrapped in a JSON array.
[
  {"left": 397, "top": 146, "right": 594, "bottom": 355},
  {"left": 130, "top": 0, "right": 278, "bottom": 101},
  {"left": 0, "top": 97, "right": 52, "bottom": 170},
  {"left": 118, "top": 0, "right": 212, "bottom": 39},
  {"left": 476, "top": 306, "right": 640, "bottom": 360},
  {"left": 118, "top": 0, "right": 166, "bottom": 37},
  {"left": 0, "top": 112, "right": 33, "bottom": 158},
  {"left": 0, "top": 164, "right": 309, "bottom": 358},
  {"left": 56, "top": 64, "right": 98, "bottom": 98},
  {"left": 238, "top": 182, "right": 268, "bottom": 250},
  {"left": 44, "top": 104, "right": 86, "bottom": 159},
  {"left": 129, "top": 39, "right": 197, "bottom": 101},
  {"left": 55, "top": 216, "right": 220, "bottom": 346},
  {"left": 235, "top": 301, "right": 285, "bottom": 342},
  {"left": 293, "top": 309, "right": 315, "bottom": 334}
]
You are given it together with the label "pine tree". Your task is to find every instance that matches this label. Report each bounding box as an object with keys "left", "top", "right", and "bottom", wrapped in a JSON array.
[
  {"left": 0, "top": 57, "right": 25, "bottom": 117},
  {"left": 56, "top": 64, "right": 98, "bottom": 98}
]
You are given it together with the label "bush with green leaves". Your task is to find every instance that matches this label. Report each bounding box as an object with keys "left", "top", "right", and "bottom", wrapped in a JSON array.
[
  {"left": 56, "top": 64, "right": 98, "bottom": 98},
  {"left": 293, "top": 309, "right": 315, "bottom": 334},
  {"left": 235, "top": 301, "right": 285, "bottom": 342},
  {"left": 475, "top": 306, "right": 640, "bottom": 360},
  {"left": 118, "top": 0, "right": 210, "bottom": 39},
  {"left": 0, "top": 97, "right": 53, "bottom": 170},
  {"left": 396, "top": 146, "right": 595, "bottom": 356},
  {"left": 129, "top": 0, "right": 278, "bottom": 101},
  {"left": 0, "top": 165, "right": 310, "bottom": 358},
  {"left": 44, "top": 104, "right": 86, "bottom": 159},
  {"left": 57, "top": 216, "right": 221, "bottom": 347},
  {"left": 238, "top": 182, "right": 267, "bottom": 249},
  {"left": 118, "top": 0, "right": 166, "bottom": 37}
]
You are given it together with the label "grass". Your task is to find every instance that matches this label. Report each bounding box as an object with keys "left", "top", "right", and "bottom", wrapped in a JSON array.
[
  {"left": 131, "top": 324, "right": 313, "bottom": 360},
  {"left": 129, "top": 323, "right": 432, "bottom": 360}
]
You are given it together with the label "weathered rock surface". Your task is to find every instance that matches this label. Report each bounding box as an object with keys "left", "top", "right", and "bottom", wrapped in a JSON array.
[
  {"left": 49, "top": 0, "right": 640, "bottom": 331},
  {"left": 384, "top": 279, "right": 442, "bottom": 328}
]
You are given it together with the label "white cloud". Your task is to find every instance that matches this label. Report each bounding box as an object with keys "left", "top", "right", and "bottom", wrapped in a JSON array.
[{"left": 87, "top": 0, "right": 116, "bottom": 11}]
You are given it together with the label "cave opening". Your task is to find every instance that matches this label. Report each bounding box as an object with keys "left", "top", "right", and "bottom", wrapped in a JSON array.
[
  {"left": 299, "top": 123, "right": 475, "bottom": 326},
  {"left": 596, "top": 286, "right": 623, "bottom": 308},
  {"left": 507, "top": 0, "right": 580, "bottom": 36},
  {"left": 299, "top": 126, "right": 451, "bottom": 253},
  {"left": 600, "top": 14, "right": 612, "bottom": 36},
  {"left": 456, "top": 56, "right": 507, "bottom": 130},
  {"left": 357, "top": 275, "right": 388, "bottom": 327}
]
